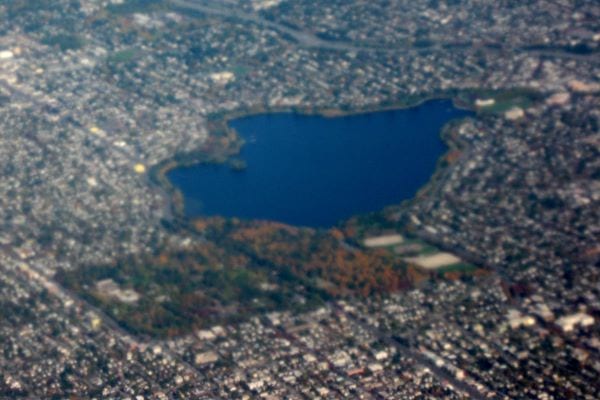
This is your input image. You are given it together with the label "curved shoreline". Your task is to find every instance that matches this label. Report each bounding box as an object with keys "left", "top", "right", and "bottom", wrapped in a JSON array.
[{"left": 150, "top": 91, "right": 477, "bottom": 229}]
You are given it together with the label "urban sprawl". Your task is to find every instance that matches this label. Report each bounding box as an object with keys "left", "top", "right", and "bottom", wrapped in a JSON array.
[{"left": 0, "top": 0, "right": 599, "bottom": 399}]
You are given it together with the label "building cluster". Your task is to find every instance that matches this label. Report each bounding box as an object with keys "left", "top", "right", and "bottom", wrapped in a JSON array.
[{"left": 0, "top": 0, "right": 598, "bottom": 398}]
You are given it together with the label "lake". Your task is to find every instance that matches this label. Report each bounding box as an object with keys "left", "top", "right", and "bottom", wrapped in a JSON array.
[{"left": 168, "top": 100, "right": 472, "bottom": 228}]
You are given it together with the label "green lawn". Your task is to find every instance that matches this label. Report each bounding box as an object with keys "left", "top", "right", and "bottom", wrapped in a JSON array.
[
  {"left": 108, "top": 49, "right": 139, "bottom": 63},
  {"left": 435, "top": 263, "right": 477, "bottom": 274},
  {"left": 460, "top": 88, "right": 543, "bottom": 114}
]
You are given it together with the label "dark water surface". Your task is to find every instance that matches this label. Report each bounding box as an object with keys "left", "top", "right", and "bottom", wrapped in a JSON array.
[{"left": 168, "top": 100, "right": 472, "bottom": 227}]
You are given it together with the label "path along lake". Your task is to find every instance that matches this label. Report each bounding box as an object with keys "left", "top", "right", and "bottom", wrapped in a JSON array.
[{"left": 168, "top": 100, "right": 473, "bottom": 228}]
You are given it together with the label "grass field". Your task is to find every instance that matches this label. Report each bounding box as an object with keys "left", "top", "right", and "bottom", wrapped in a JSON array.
[{"left": 459, "top": 88, "right": 543, "bottom": 114}]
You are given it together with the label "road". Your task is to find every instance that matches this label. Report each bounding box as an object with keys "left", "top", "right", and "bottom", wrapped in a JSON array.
[
  {"left": 0, "top": 244, "right": 212, "bottom": 399},
  {"left": 169, "top": 0, "right": 599, "bottom": 62},
  {"left": 331, "top": 302, "right": 491, "bottom": 400},
  {"left": 170, "top": 0, "right": 432, "bottom": 53}
]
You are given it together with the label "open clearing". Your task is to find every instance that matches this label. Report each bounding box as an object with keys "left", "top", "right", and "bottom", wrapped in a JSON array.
[{"left": 406, "top": 252, "right": 462, "bottom": 270}]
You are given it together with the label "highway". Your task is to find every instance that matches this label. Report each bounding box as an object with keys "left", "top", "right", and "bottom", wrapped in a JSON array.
[{"left": 169, "top": 0, "right": 600, "bottom": 62}]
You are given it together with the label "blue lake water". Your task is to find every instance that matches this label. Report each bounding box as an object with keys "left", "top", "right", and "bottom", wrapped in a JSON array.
[{"left": 168, "top": 100, "right": 472, "bottom": 228}]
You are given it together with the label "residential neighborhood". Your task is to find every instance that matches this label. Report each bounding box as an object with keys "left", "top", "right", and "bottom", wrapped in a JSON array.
[{"left": 0, "top": 0, "right": 598, "bottom": 398}]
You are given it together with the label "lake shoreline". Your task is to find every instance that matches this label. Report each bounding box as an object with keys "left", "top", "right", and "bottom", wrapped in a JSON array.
[{"left": 150, "top": 93, "right": 476, "bottom": 229}]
